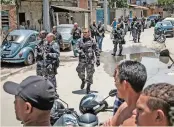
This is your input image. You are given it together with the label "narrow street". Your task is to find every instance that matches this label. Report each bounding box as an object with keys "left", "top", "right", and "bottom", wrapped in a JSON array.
[{"left": 1, "top": 28, "right": 174, "bottom": 126}]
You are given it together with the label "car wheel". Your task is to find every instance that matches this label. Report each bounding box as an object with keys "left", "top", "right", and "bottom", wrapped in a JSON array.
[
  {"left": 67, "top": 43, "right": 72, "bottom": 51},
  {"left": 25, "top": 52, "right": 34, "bottom": 65}
]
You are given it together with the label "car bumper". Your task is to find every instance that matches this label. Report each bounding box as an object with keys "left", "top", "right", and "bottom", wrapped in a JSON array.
[
  {"left": 60, "top": 42, "right": 71, "bottom": 50},
  {"left": 0, "top": 57, "right": 25, "bottom": 63},
  {"left": 165, "top": 30, "right": 174, "bottom": 36}
]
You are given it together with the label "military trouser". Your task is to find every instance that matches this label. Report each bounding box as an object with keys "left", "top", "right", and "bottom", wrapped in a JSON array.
[
  {"left": 132, "top": 29, "right": 137, "bottom": 42},
  {"left": 36, "top": 61, "right": 43, "bottom": 76},
  {"left": 76, "top": 62, "right": 95, "bottom": 84},
  {"left": 137, "top": 31, "right": 141, "bottom": 42},
  {"left": 113, "top": 40, "right": 123, "bottom": 55}
]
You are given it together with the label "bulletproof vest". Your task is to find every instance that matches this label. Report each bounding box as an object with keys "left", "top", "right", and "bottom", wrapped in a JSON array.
[
  {"left": 73, "top": 28, "right": 81, "bottom": 39},
  {"left": 91, "top": 24, "right": 97, "bottom": 33},
  {"left": 113, "top": 28, "right": 122, "bottom": 39},
  {"left": 81, "top": 38, "right": 95, "bottom": 59},
  {"left": 42, "top": 42, "right": 58, "bottom": 75},
  {"left": 35, "top": 40, "right": 44, "bottom": 61}
]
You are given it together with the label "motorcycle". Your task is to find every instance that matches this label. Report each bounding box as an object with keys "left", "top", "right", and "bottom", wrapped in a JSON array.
[
  {"left": 154, "top": 29, "right": 166, "bottom": 43},
  {"left": 51, "top": 89, "right": 117, "bottom": 126}
]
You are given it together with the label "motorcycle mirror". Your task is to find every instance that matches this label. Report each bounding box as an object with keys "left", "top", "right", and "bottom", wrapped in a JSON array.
[
  {"left": 58, "top": 98, "right": 69, "bottom": 108},
  {"left": 159, "top": 56, "right": 169, "bottom": 64},
  {"left": 109, "top": 89, "right": 117, "bottom": 97}
]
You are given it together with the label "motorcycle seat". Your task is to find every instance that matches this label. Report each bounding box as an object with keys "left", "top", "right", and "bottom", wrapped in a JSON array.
[{"left": 78, "top": 113, "right": 98, "bottom": 126}]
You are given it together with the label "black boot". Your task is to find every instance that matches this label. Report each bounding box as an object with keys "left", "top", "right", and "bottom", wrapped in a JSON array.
[
  {"left": 81, "top": 79, "right": 86, "bottom": 89},
  {"left": 86, "top": 83, "right": 91, "bottom": 94},
  {"left": 118, "top": 49, "right": 123, "bottom": 56},
  {"left": 111, "top": 53, "right": 116, "bottom": 56}
]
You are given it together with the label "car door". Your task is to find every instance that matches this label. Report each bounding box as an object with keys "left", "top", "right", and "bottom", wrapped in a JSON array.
[{"left": 26, "top": 34, "right": 37, "bottom": 50}]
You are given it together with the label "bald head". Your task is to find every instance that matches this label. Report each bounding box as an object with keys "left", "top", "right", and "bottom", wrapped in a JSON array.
[
  {"left": 74, "top": 22, "right": 78, "bottom": 28},
  {"left": 46, "top": 33, "right": 55, "bottom": 43},
  {"left": 52, "top": 26, "right": 57, "bottom": 32}
]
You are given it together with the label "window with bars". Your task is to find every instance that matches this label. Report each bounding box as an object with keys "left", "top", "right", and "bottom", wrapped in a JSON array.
[{"left": 1, "top": 10, "right": 9, "bottom": 31}]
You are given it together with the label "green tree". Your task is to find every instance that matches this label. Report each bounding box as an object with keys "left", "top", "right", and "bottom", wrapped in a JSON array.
[
  {"left": 108, "top": 0, "right": 128, "bottom": 8},
  {"left": 158, "top": 0, "right": 174, "bottom": 13},
  {"left": 1, "top": 0, "right": 14, "bottom": 4},
  {"left": 158, "top": 0, "right": 174, "bottom": 5}
]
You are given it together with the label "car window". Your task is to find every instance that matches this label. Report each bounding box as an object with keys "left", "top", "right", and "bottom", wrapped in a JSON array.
[
  {"left": 4, "top": 34, "right": 25, "bottom": 44},
  {"left": 27, "top": 34, "right": 36, "bottom": 43}
]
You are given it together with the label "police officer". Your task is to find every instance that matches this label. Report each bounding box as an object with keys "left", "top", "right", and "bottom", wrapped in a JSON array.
[
  {"left": 52, "top": 26, "right": 63, "bottom": 47},
  {"left": 136, "top": 20, "right": 142, "bottom": 43},
  {"left": 96, "top": 21, "right": 105, "bottom": 52},
  {"left": 111, "top": 24, "right": 125, "bottom": 56},
  {"left": 71, "top": 23, "right": 82, "bottom": 57},
  {"left": 76, "top": 28, "right": 100, "bottom": 94},
  {"left": 42, "top": 33, "right": 60, "bottom": 93},
  {"left": 131, "top": 17, "right": 138, "bottom": 43},
  {"left": 89, "top": 20, "right": 98, "bottom": 43},
  {"left": 35, "top": 30, "right": 47, "bottom": 76},
  {"left": 118, "top": 18, "right": 124, "bottom": 29}
]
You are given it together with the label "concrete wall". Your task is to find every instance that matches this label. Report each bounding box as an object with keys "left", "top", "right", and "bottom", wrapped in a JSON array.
[{"left": 19, "top": 1, "right": 42, "bottom": 31}]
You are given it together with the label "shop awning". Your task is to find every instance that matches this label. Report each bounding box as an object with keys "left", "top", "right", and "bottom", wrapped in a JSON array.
[
  {"left": 51, "top": 5, "right": 90, "bottom": 13},
  {"left": 129, "top": 4, "right": 149, "bottom": 10}
]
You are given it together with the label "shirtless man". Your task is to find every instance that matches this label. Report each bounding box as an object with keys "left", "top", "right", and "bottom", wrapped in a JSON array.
[{"left": 103, "top": 60, "right": 147, "bottom": 126}]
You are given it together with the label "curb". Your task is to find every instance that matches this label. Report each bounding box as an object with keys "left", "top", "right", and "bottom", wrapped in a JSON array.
[{"left": 1, "top": 64, "right": 36, "bottom": 81}]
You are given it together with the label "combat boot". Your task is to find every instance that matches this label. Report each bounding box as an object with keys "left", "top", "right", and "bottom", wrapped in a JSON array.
[
  {"left": 86, "top": 83, "right": 91, "bottom": 94},
  {"left": 81, "top": 79, "right": 86, "bottom": 89},
  {"left": 111, "top": 53, "right": 116, "bottom": 56},
  {"left": 118, "top": 49, "right": 123, "bottom": 56}
]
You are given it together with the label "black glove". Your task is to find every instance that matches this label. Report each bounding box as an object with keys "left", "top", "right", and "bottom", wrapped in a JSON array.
[{"left": 96, "top": 60, "right": 100, "bottom": 67}]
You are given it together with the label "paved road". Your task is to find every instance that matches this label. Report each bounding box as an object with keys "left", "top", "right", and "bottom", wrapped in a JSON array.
[{"left": 1, "top": 27, "right": 174, "bottom": 126}]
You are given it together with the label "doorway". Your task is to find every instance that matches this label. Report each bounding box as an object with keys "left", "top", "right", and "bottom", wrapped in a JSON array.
[{"left": 19, "top": 13, "right": 26, "bottom": 25}]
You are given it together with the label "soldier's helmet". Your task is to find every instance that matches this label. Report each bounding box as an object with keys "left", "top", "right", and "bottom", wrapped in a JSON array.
[{"left": 133, "top": 18, "right": 137, "bottom": 21}]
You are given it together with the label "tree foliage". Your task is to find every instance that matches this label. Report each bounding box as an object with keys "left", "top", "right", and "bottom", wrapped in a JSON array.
[
  {"left": 108, "top": 0, "right": 128, "bottom": 8},
  {"left": 1, "top": 0, "right": 14, "bottom": 4},
  {"left": 158, "top": 0, "right": 174, "bottom": 6}
]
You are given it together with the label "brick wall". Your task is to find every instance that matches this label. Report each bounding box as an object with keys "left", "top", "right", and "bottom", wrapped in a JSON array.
[
  {"left": 2, "top": 5, "right": 17, "bottom": 32},
  {"left": 79, "top": 0, "right": 88, "bottom": 9}
]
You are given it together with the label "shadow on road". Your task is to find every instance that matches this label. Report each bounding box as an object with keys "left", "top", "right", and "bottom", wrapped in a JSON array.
[{"left": 72, "top": 89, "right": 98, "bottom": 95}]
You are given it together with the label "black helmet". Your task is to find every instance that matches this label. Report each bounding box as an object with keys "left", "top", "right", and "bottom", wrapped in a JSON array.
[{"left": 79, "top": 94, "right": 107, "bottom": 115}]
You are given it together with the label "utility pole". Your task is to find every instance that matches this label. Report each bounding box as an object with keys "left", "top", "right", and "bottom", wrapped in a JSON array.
[
  {"left": 104, "top": 0, "right": 107, "bottom": 30},
  {"left": 43, "top": 0, "right": 50, "bottom": 32},
  {"left": 90, "top": 0, "right": 93, "bottom": 24}
]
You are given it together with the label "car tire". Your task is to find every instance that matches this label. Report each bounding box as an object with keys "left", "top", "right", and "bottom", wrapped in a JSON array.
[
  {"left": 67, "top": 43, "right": 72, "bottom": 51},
  {"left": 24, "top": 52, "right": 34, "bottom": 65}
]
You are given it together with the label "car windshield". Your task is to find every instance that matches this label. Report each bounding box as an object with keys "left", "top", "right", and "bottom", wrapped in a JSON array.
[
  {"left": 4, "top": 34, "right": 25, "bottom": 44},
  {"left": 148, "top": 16, "right": 156, "bottom": 20},
  {"left": 57, "top": 27, "right": 72, "bottom": 40},
  {"left": 57, "top": 27, "right": 72, "bottom": 33},
  {"left": 165, "top": 20, "right": 174, "bottom": 26},
  {"left": 162, "top": 21, "right": 172, "bottom": 26}
]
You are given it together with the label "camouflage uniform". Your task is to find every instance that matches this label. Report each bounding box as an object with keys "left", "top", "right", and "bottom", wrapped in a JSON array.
[
  {"left": 136, "top": 22, "right": 142, "bottom": 42},
  {"left": 131, "top": 21, "right": 138, "bottom": 43},
  {"left": 76, "top": 37, "right": 100, "bottom": 94},
  {"left": 41, "top": 41, "right": 60, "bottom": 90},
  {"left": 112, "top": 27, "right": 125, "bottom": 56},
  {"left": 90, "top": 23, "right": 98, "bottom": 42},
  {"left": 35, "top": 39, "right": 45, "bottom": 76},
  {"left": 71, "top": 27, "right": 82, "bottom": 57}
]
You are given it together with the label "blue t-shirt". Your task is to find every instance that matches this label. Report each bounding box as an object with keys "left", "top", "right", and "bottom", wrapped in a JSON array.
[{"left": 113, "top": 21, "right": 117, "bottom": 29}]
